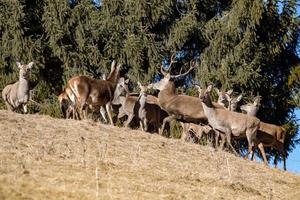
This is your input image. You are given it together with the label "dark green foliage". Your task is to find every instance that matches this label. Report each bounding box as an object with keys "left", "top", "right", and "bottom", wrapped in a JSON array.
[{"left": 0, "top": 0, "right": 299, "bottom": 163}]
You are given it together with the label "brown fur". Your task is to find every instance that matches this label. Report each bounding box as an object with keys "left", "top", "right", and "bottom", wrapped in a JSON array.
[{"left": 66, "top": 61, "right": 121, "bottom": 124}]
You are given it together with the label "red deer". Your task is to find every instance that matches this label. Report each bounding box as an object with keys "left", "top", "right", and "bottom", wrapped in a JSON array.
[
  {"left": 147, "top": 56, "right": 226, "bottom": 138},
  {"left": 66, "top": 60, "right": 121, "bottom": 125},
  {"left": 240, "top": 97, "right": 286, "bottom": 170},
  {"left": 58, "top": 87, "right": 78, "bottom": 119},
  {"left": 113, "top": 78, "right": 166, "bottom": 133},
  {"left": 2, "top": 61, "right": 34, "bottom": 113},
  {"left": 198, "top": 85, "right": 260, "bottom": 160}
]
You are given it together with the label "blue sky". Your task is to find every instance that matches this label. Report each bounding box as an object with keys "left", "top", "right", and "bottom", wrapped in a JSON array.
[
  {"left": 286, "top": 109, "right": 300, "bottom": 174},
  {"left": 284, "top": 3, "right": 300, "bottom": 175}
]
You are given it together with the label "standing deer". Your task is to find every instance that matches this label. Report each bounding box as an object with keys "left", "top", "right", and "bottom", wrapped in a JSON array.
[
  {"left": 2, "top": 61, "right": 34, "bottom": 113},
  {"left": 137, "top": 82, "right": 149, "bottom": 131},
  {"left": 147, "top": 56, "right": 226, "bottom": 139},
  {"left": 215, "top": 88, "right": 233, "bottom": 108},
  {"left": 198, "top": 85, "right": 261, "bottom": 160},
  {"left": 240, "top": 97, "right": 286, "bottom": 170},
  {"left": 113, "top": 78, "right": 165, "bottom": 133},
  {"left": 66, "top": 60, "right": 121, "bottom": 125},
  {"left": 226, "top": 94, "right": 243, "bottom": 111}
]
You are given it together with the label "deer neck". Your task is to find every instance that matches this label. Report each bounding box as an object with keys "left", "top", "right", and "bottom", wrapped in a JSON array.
[
  {"left": 107, "top": 69, "right": 119, "bottom": 88},
  {"left": 157, "top": 81, "right": 176, "bottom": 107},
  {"left": 18, "top": 76, "right": 29, "bottom": 96},
  {"left": 200, "top": 94, "right": 216, "bottom": 119}
]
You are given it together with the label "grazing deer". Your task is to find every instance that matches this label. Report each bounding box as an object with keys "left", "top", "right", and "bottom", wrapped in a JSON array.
[
  {"left": 181, "top": 122, "right": 213, "bottom": 144},
  {"left": 58, "top": 87, "right": 77, "bottom": 119},
  {"left": 2, "top": 61, "right": 34, "bottom": 113},
  {"left": 66, "top": 60, "right": 121, "bottom": 125},
  {"left": 197, "top": 85, "right": 260, "bottom": 159},
  {"left": 240, "top": 97, "right": 286, "bottom": 170}
]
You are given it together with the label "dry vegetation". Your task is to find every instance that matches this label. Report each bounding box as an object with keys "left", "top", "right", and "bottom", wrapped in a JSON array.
[{"left": 0, "top": 110, "right": 299, "bottom": 200}]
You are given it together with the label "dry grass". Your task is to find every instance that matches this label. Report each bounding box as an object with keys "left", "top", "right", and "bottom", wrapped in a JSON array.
[{"left": 0, "top": 110, "right": 299, "bottom": 200}]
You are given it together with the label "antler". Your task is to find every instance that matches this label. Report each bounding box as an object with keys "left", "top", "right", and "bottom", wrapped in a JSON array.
[
  {"left": 170, "top": 59, "right": 197, "bottom": 79},
  {"left": 168, "top": 53, "right": 177, "bottom": 71},
  {"left": 160, "top": 53, "right": 177, "bottom": 76}
]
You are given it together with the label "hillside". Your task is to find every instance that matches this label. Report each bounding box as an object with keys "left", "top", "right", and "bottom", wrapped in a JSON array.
[{"left": 0, "top": 110, "right": 299, "bottom": 200}]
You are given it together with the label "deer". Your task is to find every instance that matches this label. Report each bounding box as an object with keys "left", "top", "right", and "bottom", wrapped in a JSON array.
[
  {"left": 240, "top": 97, "right": 286, "bottom": 170},
  {"left": 66, "top": 60, "right": 121, "bottom": 125},
  {"left": 113, "top": 78, "right": 165, "bottom": 133},
  {"left": 58, "top": 87, "right": 78, "bottom": 119},
  {"left": 181, "top": 122, "right": 214, "bottom": 144},
  {"left": 147, "top": 55, "right": 228, "bottom": 143},
  {"left": 2, "top": 61, "right": 34, "bottom": 113},
  {"left": 197, "top": 85, "right": 261, "bottom": 160},
  {"left": 215, "top": 88, "right": 233, "bottom": 108}
]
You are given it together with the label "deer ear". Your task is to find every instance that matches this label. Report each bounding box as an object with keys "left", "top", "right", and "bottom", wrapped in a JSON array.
[
  {"left": 207, "top": 85, "right": 213, "bottom": 92},
  {"left": 16, "top": 62, "right": 21, "bottom": 68},
  {"left": 137, "top": 81, "right": 142, "bottom": 88},
  {"left": 27, "top": 62, "right": 34, "bottom": 69},
  {"left": 110, "top": 60, "right": 116, "bottom": 70},
  {"left": 236, "top": 94, "right": 243, "bottom": 102},
  {"left": 118, "top": 77, "right": 125, "bottom": 84},
  {"left": 116, "top": 63, "right": 122, "bottom": 70},
  {"left": 195, "top": 85, "right": 201, "bottom": 91},
  {"left": 226, "top": 89, "right": 233, "bottom": 95},
  {"left": 225, "top": 93, "right": 231, "bottom": 101},
  {"left": 215, "top": 88, "right": 220, "bottom": 94},
  {"left": 124, "top": 79, "right": 129, "bottom": 84}
]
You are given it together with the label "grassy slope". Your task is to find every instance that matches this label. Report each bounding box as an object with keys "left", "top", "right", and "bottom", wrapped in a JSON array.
[{"left": 0, "top": 110, "right": 299, "bottom": 200}]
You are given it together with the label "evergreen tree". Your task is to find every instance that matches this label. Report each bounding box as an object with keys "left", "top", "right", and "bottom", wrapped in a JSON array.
[{"left": 0, "top": 0, "right": 299, "bottom": 162}]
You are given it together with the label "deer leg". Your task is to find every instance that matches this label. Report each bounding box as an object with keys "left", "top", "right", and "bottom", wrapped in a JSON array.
[
  {"left": 125, "top": 114, "right": 134, "bottom": 128},
  {"left": 225, "top": 132, "right": 239, "bottom": 156},
  {"left": 105, "top": 102, "right": 114, "bottom": 125},
  {"left": 245, "top": 128, "right": 257, "bottom": 161},
  {"left": 257, "top": 143, "right": 268, "bottom": 166},
  {"left": 23, "top": 104, "right": 28, "bottom": 114},
  {"left": 159, "top": 115, "right": 175, "bottom": 135},
  {"left": 218, "top": 132, "right": 226, "bottom": 151},
  {"left": 5, "top": 102, "right": 14, "bottom": 111},
  {"left": 139, "top": 120, "right": 144, "bottom": 131},
  {"left": 143, "top": 118, "right": 148, "bottom": 132},
  {"left": 180, "top": 122, "right": 187, "bottom": 141},
  {"left": 100, "top": 106, "right": 108, "bottom": 123}
]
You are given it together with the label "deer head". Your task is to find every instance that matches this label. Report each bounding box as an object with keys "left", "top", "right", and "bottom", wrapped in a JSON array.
[
  {"left": 215, "top": 88, "right": 233, "bottom": 107},
  {"left": 197, "top": 85, "right": 214, "bottom": 107},
  {"left": 148, "top": 54, "right": 197, "bottom": 91},
  {"left": 226, "top": 94, "right": 242, "bottom": 111},
  {"left": 106, "top": 60, "right": 122, "bottom": 84},
  {"left": 112, "top": 77, "right": 129, "bottom": 105},
  {"left": 240, "top": 95, "right": 261, "bottom": 116},
  {"left": 17, "top": 61, "right": 34, "bottom": 79}
]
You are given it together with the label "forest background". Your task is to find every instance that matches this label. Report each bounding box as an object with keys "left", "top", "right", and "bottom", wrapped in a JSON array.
[{"left": 0, "top": 0, "right": 299, "bottom": 171}]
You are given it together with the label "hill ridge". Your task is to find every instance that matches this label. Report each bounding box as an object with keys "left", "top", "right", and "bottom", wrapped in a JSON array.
[{"left": 0, "top": 110, "right": 299, "bottom": 200}]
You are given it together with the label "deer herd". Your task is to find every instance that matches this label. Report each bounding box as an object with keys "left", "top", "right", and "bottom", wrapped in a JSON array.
[{"left": 2, "top": 59, "right": 287, "bottom": 171}]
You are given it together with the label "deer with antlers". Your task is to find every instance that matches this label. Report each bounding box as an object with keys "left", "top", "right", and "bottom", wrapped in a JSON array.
[
  {"left": 240, "top": 96, "right": 287, "bottom": 170},
  {"left": 147, "top": 54, "right": 230, "bottom": 139},
  {"left": 66, "top": 60, "right": 121, "bottom": 125},
  {"left": 197, "top": 85, "right": 261, "bottom": 159}
]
